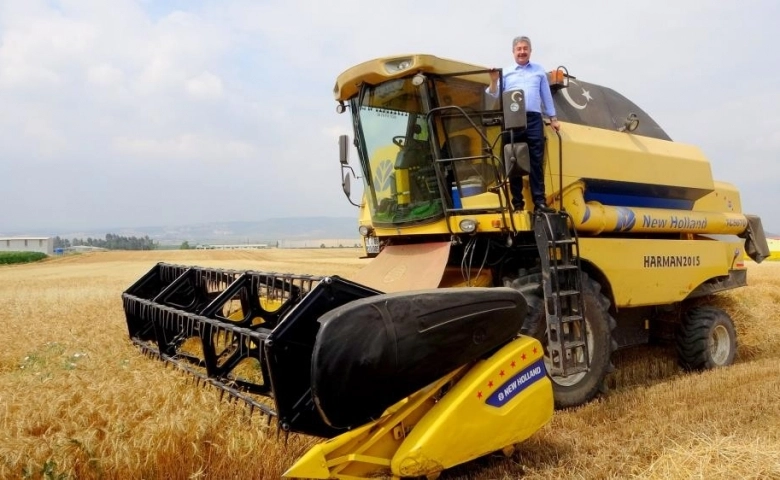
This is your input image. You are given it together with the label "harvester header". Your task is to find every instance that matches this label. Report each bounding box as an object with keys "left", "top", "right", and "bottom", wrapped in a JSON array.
[{"left": 122, "top": 262, "right": 552, "bottom": 478}]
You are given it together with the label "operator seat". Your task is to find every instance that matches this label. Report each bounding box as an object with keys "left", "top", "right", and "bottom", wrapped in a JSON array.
[{"left": 395, "top": 138, "right": 430, "bottom": 169}]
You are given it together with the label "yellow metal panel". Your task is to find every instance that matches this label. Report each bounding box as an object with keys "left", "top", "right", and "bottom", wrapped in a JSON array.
[
  {"left": 693, "top": 181, "right": 743, "bottom": 213},
  {"left": 745, "top": 238, "right": 780, "bottom": 261},
  {"left": 391, "top": 336, "right": 553, "bottom": 477},
  {"left": 460, "top": 191, "right": 502, "bottom": 209},
  {"left": 283, "top": 370, "right": 464, "bottom": 479},
  {"left": 579, "top": 237, "right": 745, "bottom": 307},
  {"left": 370, "top": 210, "right": 534, "bottom": 237},
  {"left": 545, "top": 123, "right": 714, "bottom": 197},
  {"left": 334, "top": 54, "right": 490, "bottom": 101}
]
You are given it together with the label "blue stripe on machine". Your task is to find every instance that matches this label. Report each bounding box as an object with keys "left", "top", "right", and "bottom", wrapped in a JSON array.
[
  {"left": 485, "top": 359, "right": 546, "bottom": 407},
  {"left": 582, "top": 178, "right": 706, "bottom": 210},
  {"left": 585, "top": 191, "right": 693, "bottom": 209}
]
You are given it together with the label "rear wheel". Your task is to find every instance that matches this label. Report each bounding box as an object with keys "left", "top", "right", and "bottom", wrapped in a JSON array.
[
  {"left": 676, "top": 306, "right": 736, "bottom": 370},
  {"left": 506, "top": 271, "right": 616, "bottom": 409}
]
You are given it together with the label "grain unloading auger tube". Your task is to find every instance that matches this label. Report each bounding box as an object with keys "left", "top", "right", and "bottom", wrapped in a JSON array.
[{"left": 122, "top": 263, "right": 554, "bottom": 478}]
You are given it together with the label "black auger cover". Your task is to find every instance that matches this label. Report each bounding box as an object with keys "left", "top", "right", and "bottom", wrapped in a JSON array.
[{"left": 310, "top": 287, "right": 527, "bottom": 430}]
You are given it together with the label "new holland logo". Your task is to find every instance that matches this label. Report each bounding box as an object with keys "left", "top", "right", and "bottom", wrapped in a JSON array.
[
  {"left": 373, "top": 159, "right": 393, "bottom": 192},
  {"left": 485, "top": 359, "right": 546, "bottom": 408},
  {"left": 614, "top": 207, "right": 636, "bottom": 232}
]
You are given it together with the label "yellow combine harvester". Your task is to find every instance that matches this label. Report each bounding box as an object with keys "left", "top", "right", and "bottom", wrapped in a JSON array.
[
  {"left": 333, "top": 54, "right": 769, "bottom": 408},
  {"left": 122, "top": 54, "right": 770, "bottom": 479}
]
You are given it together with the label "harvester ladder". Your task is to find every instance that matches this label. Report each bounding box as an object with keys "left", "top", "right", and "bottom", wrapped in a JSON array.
[{"left": 533, "top": 212, "right": 590, "bottom": 377}]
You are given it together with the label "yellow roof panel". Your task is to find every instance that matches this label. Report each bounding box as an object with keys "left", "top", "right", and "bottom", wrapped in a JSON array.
[{"left": 333, "top": 54, "right": 490, "bottom": 101}]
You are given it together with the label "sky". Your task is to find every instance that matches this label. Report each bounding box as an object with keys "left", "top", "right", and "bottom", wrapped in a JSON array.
[{"left": 1, "top": 0, "right": 778, "bottom": 233}]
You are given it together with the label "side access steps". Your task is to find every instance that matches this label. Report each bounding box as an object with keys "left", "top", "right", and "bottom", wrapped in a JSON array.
[{"left": 533, "top": 212, "right": 590, "bottom": 377}]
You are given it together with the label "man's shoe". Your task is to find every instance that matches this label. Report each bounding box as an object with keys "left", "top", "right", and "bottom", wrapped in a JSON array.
[
  {"left": 534, "top": 203, "right": 556, "bottom": 213},
  {"left": 512, "top": 202, "right": 525, "bottom": 211}
]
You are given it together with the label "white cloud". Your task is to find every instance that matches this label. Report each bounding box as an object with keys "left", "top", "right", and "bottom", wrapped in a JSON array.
[
  {"left": 113, "top": 134, "right": 257, "bottom": 162},
  {"left": 185, "top": 71, "right": 224, "bottom": 100},
  {"left": 87, "top": 63, "right": 125, "bottom": 87},
  {"left": 0, "top": 0, "right": 778, "bottom": 232}
]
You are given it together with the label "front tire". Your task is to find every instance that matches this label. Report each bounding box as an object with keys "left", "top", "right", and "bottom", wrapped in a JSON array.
[
  {"left": 507, "top": 271, "right": 616, "bottom": 409},
  {"left": 676, "top": 306, "right": 736, "bottom": 370}
]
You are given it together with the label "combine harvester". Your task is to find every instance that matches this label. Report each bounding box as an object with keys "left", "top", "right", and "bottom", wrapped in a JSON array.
[{"left": 122, "top": 54, "right": 770, "bottom": 479}]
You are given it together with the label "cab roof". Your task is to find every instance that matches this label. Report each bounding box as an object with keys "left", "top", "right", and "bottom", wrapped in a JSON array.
[{"left": 333, "top": 54, "right": 489, "bottom": 101}]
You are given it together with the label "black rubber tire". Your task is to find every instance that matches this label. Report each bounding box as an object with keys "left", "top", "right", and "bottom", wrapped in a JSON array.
[
  {"left": 506, "top": 271, "right": 616, "bottom": 409},
  {"left": 676, "top": 306, "right": 737, "bottom": 370}
]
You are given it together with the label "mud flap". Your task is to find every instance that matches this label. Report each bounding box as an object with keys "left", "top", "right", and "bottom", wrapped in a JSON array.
[{"left": 349, "top": 242, "right": 451, "bottom": 293}]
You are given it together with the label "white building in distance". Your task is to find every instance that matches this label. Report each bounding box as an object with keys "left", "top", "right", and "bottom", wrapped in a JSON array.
[
  {"left": 195, "top": 244, "right": 269, "bottom": 250},
  {"left": 0, "top": 237, "right": 54, "bottom": 255}
]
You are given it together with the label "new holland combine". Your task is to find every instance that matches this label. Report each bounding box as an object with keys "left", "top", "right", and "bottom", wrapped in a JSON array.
[{"left": 122, "top": 54, "right": 770, "bottom": 479}]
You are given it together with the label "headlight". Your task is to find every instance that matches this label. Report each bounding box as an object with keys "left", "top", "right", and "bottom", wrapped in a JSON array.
[
  {"left": 358, "top": 225, "right": 373, "bottom": 237},
  {"left": 459, "top": 219, "right": 477, "bottom": 233},
  {"left": 385, "top": 58, "right": 414, "bottom": 73}
]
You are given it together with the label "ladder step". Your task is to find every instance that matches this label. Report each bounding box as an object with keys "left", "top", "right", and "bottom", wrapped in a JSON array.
[
  {"left": 549, "top": 339, "right": 586, "bottom": 350},
  {"left": 548, "top": 238, "right": 575, "bottom": 245},
  {"left": 555, "top": 289, "right": 581, "bottom": 297},
  {"left": 561, "top": 315, "right": 584, "bottom": 323},
  {"left": 551, "top": 264, "right": 579, "bottom": 271},
  {"left": 559, "top": 364, "right": 589, "bottom": 375}
]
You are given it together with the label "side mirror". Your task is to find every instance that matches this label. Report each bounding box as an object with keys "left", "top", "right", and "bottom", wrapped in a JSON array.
[
  {"left": 342, "top": 172, "right": 351, "bottom": 197},
  {"left": 339, "top": 135, "right": 350, "bottom": 165},
  {"left": 338, "top": 134, "right": 361, "bottom": 207}
]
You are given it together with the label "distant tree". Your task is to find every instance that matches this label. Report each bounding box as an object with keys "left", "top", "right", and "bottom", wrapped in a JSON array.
[
  {"left": 53, "top": 236, "right": 71, "bottom": 248},
  {"left": 320, "top": 243, "right": 326, "bottom": 248},
  {"left": 69, "top": 234, "right": 157, "bottom": 250},
  {"left": 180, "top": 241, "right": 191, "bottom": 250}
]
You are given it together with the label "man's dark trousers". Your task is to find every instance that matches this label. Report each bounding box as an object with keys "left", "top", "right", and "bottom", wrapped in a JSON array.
[{"left": 505, "top": 112, "right": 545, "bottom": 209}]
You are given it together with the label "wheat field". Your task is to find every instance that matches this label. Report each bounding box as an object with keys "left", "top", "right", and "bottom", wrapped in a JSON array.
[{"left": 1, "top": 250, "right": 778, "bottom": 479}]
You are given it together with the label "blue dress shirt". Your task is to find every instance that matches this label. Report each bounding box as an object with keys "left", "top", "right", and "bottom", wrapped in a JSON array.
[{"left": 488, "top": 62, "right": 557, "bottom": 117}]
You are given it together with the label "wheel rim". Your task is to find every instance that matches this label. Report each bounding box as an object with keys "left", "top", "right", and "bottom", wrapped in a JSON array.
[
  {"left": 709, "top": 324, "right": 731, "bottom": 365},
  {"left": 546, "top": 320, "right": 593, "bottom": 387}
]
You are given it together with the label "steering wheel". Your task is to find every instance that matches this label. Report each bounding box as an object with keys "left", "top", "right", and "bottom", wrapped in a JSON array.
[{"left": 392, "top": 136, "right": 406, "bottom": 147}]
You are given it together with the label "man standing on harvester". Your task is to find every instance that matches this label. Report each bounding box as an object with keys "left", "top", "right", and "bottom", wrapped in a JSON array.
[{"left": 488, "top": 35, "right": 560, "bottom": 213}]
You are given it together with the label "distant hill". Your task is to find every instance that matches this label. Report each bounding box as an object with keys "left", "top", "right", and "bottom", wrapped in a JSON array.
[{"left": 9, "top": 217, "right": 360, "bottom": 246}]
